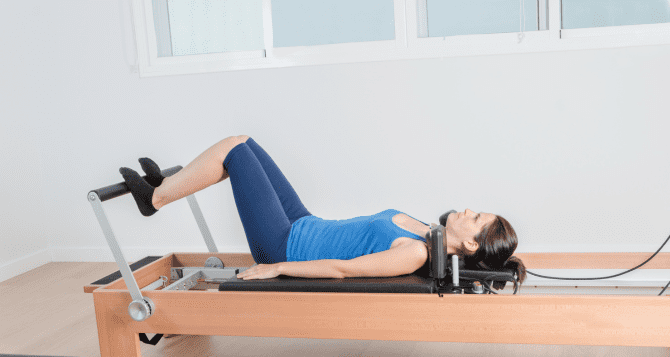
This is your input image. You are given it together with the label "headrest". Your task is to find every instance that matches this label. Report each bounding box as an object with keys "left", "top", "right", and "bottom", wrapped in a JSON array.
[
  {"left": 427, "top": 210, "right": 456, "bottom": 279},
  {"left": 427, "top": 210, "right": 517, "bottom": 290}
]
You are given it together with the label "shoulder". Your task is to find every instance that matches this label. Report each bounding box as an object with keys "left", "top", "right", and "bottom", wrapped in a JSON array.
[
  {"left": 409, "top": 239, "right": 429, "bottom": 254},
  {"left": 393, "top": 239, "right": 429, "bottom": 262},
  {"left": 341, "top": 239, "right": 428, "bottom": 278}
]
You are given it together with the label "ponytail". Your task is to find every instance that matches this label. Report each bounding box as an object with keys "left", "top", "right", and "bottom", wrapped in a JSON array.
[
  {"left": 504, "top": 256, "right": 527, "bottom": 284},
  {"left": 488, "top": 256, "right": 527, "bottom": 290}
]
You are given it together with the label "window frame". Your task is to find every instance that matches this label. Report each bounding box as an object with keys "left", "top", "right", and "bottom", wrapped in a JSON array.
[{"left": 130, "top": 0, "right": 670, "bottom": 78}]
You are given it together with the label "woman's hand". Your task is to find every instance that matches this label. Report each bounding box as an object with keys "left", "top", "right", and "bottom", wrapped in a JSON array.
[{"left": 236, "top": 263, "right": 282, "bottom": 280}]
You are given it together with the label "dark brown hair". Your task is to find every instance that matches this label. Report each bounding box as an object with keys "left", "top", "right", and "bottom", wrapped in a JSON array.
[{"left": 440, "top": 213, "right": 527, "bottom": 290}]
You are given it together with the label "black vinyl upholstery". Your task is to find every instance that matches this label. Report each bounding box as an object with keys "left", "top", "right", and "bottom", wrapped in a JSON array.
[
  {"left": 218, "top": 273, "right": 436, "bottom": 294},
  {"left": 91, "top": 256, "right": 163, "bottom": 285}
]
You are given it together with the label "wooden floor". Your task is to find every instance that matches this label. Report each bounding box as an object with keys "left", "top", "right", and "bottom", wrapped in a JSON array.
[{"left": 1, "top": 262, "right": 669, "bottom": 357}]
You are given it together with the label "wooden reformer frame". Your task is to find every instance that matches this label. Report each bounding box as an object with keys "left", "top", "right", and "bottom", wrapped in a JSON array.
[{"left": 86, "top": 167, "right": 670, "bottom": 356}]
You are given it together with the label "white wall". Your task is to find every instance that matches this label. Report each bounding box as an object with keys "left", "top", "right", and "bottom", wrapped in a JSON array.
[{"left": 1, "top": 0, "right": 669, "bottom": 282}]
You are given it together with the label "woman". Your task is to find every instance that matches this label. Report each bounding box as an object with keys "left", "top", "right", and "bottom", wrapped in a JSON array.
[{"left": 119, "top": 135, "right": 527, "bottom": 289}]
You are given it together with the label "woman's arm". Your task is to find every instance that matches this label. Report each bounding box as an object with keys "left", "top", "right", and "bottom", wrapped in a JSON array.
[
  {"left": 278, "top": 259, "right": 346, "bottom": 279},
  {"left": 338, "top": 242, "right": 428, "bottom": 278},
  {"left": 278, "top": 243, "right": 428, "bottom": 279},
  {"left": 238, "top": 242, "right": 428, "bottom": 280},
  {"left": 236, "top": 260, "right": 343, "bottom": 280}
]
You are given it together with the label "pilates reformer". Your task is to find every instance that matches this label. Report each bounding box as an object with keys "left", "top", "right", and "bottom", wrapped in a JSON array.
[{"left": 86, "top": 166, "right": 670, "bottom": 357}]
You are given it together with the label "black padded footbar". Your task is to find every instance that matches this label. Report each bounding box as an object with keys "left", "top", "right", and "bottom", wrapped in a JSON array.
[
  {"left": 218, "top": 273, "right": 436, "bottom": 294},
  {"left": 89, "top": 166, "right": 182, "bottom": 202},
  {"left": 91, "top": 256, "right": 162, "bottom": 285}
]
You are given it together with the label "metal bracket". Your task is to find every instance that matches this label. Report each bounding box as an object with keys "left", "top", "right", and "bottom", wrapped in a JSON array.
[
  {"left": 167, "top": 267, "right": 243, "bottom": 291},
  {"left": 88, "top": 192, "right": 144, "bottom": 302},
  {"left": 187, "top": 195, "right": 218, "bottom": 253},
  {"left": 88, "top": 188, "right": 219, "bottom": 321}
]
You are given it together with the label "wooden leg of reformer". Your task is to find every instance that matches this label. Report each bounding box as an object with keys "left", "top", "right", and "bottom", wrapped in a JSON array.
[{"left": 94, "top": 294, "right": 142, "bottom": 357}]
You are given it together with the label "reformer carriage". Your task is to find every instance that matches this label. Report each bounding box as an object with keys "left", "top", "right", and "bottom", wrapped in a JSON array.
[{"left": 85, "top": 166, "right": 670, "bottom": 357}]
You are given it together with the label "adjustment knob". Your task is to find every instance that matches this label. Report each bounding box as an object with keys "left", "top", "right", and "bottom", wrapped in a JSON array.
[{"left": 128, "top": 297, "right": 155, "bottom": 321}]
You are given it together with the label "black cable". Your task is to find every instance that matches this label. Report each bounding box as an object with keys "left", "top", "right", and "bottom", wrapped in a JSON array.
[
  {"left": 526, "top": 233, "right": 670, "bottom": 296},
  {"left": 481, "top": 280, "right": 497, "bottom": 294},
  {"left": 480, "top": 274, "right": 500, "bottom": 294}
]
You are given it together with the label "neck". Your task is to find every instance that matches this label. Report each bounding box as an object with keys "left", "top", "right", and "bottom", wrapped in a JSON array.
[{"left": 422, "top": 225, "right": 459, "bottom": 256}]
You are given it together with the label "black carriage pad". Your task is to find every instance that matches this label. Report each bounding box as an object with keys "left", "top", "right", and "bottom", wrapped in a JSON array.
[
  {"left": 217, "top": 263, "right": 516, "bottom": 294},
  {"left": 91, "top": 256, "right": 163, "bottom": 285},
  {"left": 218, "top": 273, "right": 436, "bottom": 294}
]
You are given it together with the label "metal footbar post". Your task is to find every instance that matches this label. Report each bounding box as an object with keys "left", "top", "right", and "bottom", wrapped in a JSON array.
[
  {"left": 186, "top": 194, "right": 218, "bottom": 253},
  {"left": 88, "top": 165, "right": 219, "bottom": 321},
  {"left": 88, "top": 191, "right": 153, "bottom": 321}
]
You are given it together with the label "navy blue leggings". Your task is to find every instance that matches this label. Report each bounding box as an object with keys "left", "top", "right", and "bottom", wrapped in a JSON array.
[{"left": 223, "top": 138, "right": 312, "bottom": 264}]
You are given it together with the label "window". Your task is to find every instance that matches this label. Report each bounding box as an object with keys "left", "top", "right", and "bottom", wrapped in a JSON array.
[
  {"left": 153, "top": 0, "right": 264, "bottom": 57},
  {"left": 423, "top": 0, "right": 541, "bottom": 37},
  {"left": 131, "top": 0, "right": 670, "bottom": 77},
  {"left": 151, "top": 0, "right": 395, "bottom": 57},
  {"left": 562, "top": 0, "right": 670, "bottom": 30},
  {"left": 272, "top": 0, "right": 396, "bottom": 47}
]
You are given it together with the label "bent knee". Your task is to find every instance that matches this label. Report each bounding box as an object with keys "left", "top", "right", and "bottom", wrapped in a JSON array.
[
  {"left": 222, "top": 135, "right": 249, "bottom": 148},
  {"left": 218, "top": 135, "right": 249, "bottom": 163}
]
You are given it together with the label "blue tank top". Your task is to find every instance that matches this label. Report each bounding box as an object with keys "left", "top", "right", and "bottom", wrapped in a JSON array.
[{"left": 286, "top": 209, "right": 428, "bottom": 262}]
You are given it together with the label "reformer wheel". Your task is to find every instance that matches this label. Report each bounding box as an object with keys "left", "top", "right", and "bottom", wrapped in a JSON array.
[{"left": 205, "top": 256, "right": 224, "bottom": 269}]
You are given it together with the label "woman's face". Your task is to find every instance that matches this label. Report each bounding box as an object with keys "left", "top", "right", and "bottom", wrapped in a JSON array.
[{"left": 446, "top": 209, "right": 496, "bottom": 255}]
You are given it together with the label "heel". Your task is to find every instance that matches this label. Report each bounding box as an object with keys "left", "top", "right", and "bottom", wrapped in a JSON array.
[{"left": 119, "top": 167, "right": 158, "bottom": 217}]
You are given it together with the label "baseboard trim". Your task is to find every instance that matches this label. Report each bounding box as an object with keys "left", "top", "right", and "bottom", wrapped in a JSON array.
[
  {"left": 0, "top": 249, "right": 52, "bottom": 283},
  {"left": 49, "top": 246, "right": 252, "bottom": 263},
  {"left": 0, "top": 246, "right": 252, "bottom": 283}
]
